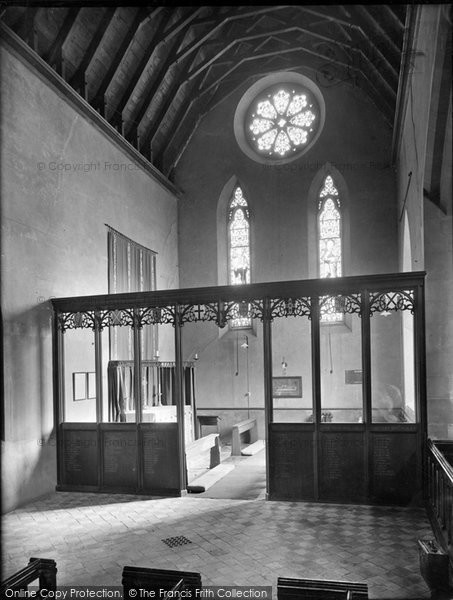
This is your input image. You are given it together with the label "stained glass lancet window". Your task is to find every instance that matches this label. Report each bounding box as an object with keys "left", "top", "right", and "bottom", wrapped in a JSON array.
[
  {"left": 228, "top": 186, "right": 251, "bottom": 328},
  {"left": 318, "top": 175, "right": 342, "bottom": 322}
]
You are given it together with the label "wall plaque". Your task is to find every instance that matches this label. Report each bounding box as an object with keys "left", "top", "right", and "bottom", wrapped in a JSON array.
[
  {"left": 272, "top": 376, "right": 302, "bottom": 398},
  {"left": 345, "top": 370, "right": 363, "bottom": 384}
]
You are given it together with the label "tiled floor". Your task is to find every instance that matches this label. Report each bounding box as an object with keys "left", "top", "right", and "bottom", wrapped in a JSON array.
[{"left": 2, "top": 488, "right": 436, "bottom": 599}]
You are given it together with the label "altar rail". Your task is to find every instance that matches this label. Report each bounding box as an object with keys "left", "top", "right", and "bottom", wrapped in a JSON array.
[
  {"left": 426, "top": 439, "right": 453, "bottom": 567},
  {"left": 0, "top": 558, "right": 57, "bottom": 594}
]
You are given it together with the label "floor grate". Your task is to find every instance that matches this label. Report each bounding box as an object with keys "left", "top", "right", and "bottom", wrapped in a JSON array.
[{"left": 162, "top": 535, "right": 192, "bottom": 548}]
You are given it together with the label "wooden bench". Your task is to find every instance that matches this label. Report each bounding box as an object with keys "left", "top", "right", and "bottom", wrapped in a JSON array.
[
  {"left": 122, "top": 566, "right": 202, "bottom": 594},
  {"left": 186, "top": 433, "right": 220, "bottom": 480},
  {"left": 277, "top": 577, "right": 368, "bottom": 599},
  {"left": 1, "top": 558, "right": 57, "bottom": 594},
  {"left": 196, "top": 414, "right": 220, "bottom": 438},
  {"left": 231, "top": 418, "right": 258, "bottom": 455}
]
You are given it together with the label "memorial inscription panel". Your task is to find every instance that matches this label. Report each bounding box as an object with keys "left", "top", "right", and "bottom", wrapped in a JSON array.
[
  {"left": 102, "top": 429, "right": 137, "bottom": 488},
  {"left": 371, "top": 432, "right": 418, "bottom": 504},
  {"left": 142, "top": 423, "right": 179, "bottom": 491},
  {"left": 62, "top": 428, "right": 98, "bottom": 486},
  {"left": 319, "top": 431, "right": 365, "bottom": 501},
  {"left": 269, "top": 425, "right": 314, "bottom": 500}
]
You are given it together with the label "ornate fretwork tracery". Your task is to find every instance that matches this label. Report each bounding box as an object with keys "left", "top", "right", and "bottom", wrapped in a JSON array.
[
  {"left": 319, "top": 293, "right": 362, "bottom": 318},
  {"left": 270, "top": 297, "right": 312, "bottom": 320},
  {"left": 369, "top": 290, "right": 415, "bottom": 315},
  {"left": 56, "top": 288, "right": 416, "bottom": 332}
]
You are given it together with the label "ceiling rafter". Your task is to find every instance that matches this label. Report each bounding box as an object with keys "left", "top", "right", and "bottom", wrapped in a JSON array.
[
  {"left": 353, "top": 5, "right": 402, "bottom": 59},
  {"left": 124, "top": 27, "right": 189, "bottom": 141},
  {"left": 185, "top": 26, "right": 367, "bottom": 84},
  {"left": 245, "top": 15, "right": 286, "bottom": 35},
  {"left": 90, "top": 6, "right": 148, "bottom": 113},
  {"left": 164, "top": 98, "right": 210, "bottom": 179},
  {"left": 69, "top": 7, "right": 116, "bottom": 98},
  {"left": 173, "top": 6, "right": 294, "bottom": 67},
  {"left": 44, "top": 7, "right": 81, "bottom": 73},
  {"left": 109, "top": 7, "right": 205, "bottom": 131},
  {"left": 153, "top": 80, "right": 202, "bottom": 171},
  {"left": 253, "top": 35, "right": 291, "bottom": 52},
  {"left": 197, "top": 41, "right": 395, "bottom": 106},
  {"left": 107, "top": 9, "right": 173, "bottom": 130},
  {"left": 376, "top": 5, "right": 405, "bottom": 35},
  {"left": 161, "top": 95, "right": 201, "bottom": 173},
  {"left": 332, "top": 6, "right": 400, "bottom": 79},
  {"left": 20, "top": 6, "right": 39, "bottom": 50},
  {"left": 138, "top": 53, "right": 199, "bottom": 157},
  {"left": 156, "top": 6, "right": 205, "bottom": 47}
]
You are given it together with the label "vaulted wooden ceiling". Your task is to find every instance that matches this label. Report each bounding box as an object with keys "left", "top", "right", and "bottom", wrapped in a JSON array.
[{"left": 2, "top": 4, "right": 408, "bottom": 181}]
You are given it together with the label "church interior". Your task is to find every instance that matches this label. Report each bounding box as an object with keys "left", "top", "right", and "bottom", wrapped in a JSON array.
[{"left": 1, "top": 3, "right": 452, "bottom": 598}]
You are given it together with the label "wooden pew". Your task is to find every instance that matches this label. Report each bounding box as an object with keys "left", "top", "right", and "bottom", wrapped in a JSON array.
[
  {"left": 122, "top": 566, "right": 202, "bottom": 595},
  {"left": 186, "top": 433, "right": 220, "bottom": 472},
  {"left": 231, "top": 418, "right": 258, "bottom": 455},
  {"left": 277, "top": 577, "right": 368, "bottom": 599},
  {"left": 1, "top": 558, "right": 57, "bottom": 594}
]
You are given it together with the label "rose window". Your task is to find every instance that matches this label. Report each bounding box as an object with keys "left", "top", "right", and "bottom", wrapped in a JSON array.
[{"left": 246, "top": 86, "right": 318, "bottom": 158}]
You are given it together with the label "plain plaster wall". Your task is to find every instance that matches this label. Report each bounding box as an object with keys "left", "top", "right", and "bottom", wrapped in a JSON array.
[
  {"left": 396, "top": 5, "right": 453, "bottom": 439},
  {"left": 1, "top": 44, "right": 179, "bottom": 511},
  {"left": 175, "top": 68, "right": 399, "bottom": 432}
]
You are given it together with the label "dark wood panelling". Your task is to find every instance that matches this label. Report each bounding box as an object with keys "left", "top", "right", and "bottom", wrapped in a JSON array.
[
  {"left": 370, "top": 431, "right": 419, "bottom": 505},
  {"left": 61, "top": 426, "right": 98, "bottom": 487},
  {"left": 269, "top": 424, "right": 315, "bottom": 500},
  {"left": 141, "top": 424, "right": 179, "bottom": 492},
  {"left": 319, "top": 430, "right": 366, "bottom": 501},
  {"left": 102, "top": 427, "right": 137, "bottom": 489}
]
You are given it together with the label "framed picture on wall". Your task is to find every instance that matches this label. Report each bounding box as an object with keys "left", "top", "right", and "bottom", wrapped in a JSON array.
[
  {"left": 272, "top": 376, "right": 302, "bottom": 398},
  {"left": 73, "top": 372, "right": 87, "bottom": 401}
]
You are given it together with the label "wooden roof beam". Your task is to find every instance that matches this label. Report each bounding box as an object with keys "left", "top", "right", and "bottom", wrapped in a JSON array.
[
  {"left": 44, "top": 7, "right": 81, "bottom": 74},
  {"left": 138, "top": 57, "right": 197, "bottom": 155},
  {"left": 354, "top": 5, "right": 402, "bottom": 58},
  {"left": 173, "top": 6, "right": 293, "bottom": 66},
  {"left": 198, "top": 44, "right": 394, "bottom": 103},
  {"left": 69, "top": 7, "right": 116, "bottom": 99},
  {"left": 380, "top": 5, "right": 405, "bottom": 34},
  {"left": 107, "top": 10, "right": 173, "bottom": 128},
  {"left": 124, "top": 28, "right": 188, "bottom": 140},
  {"left": 156, "top": 6, "right": 204, "bottom": 47},
  {"left": 153, "top": 81, "right": 200, "bottom": 171},
  {"left": 185, "top": 26, "right": 357, "bottom": 84},
  {"left": 90, "top": 7, "right": 148, "bottom": 112},
  {"left": 109, "top": 7, "right": 204, "bottom": 129},
  {"left": 20, "top": 7, "right": 39, "bottom": 50}
]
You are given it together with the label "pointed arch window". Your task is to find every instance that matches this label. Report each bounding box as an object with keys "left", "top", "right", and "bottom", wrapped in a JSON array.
[
  {"left": 228, "top": 186, "right": 251, "bottom": 328},
  {"left": 318, "top": 175, "right": 342, "bottom": 321}
]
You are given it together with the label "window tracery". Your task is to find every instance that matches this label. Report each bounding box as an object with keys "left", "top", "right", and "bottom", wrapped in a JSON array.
[
  {"left": 247, "top": 86, "right": 318, "bottom": 159},
  {"left": 318, "top": 175, "right": 343, "bottom": 322},
  {"left": 228, "top": 186, "right": 251, "bottom": 328}
]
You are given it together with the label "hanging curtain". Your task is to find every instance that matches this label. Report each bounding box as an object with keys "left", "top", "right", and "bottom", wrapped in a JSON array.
[{"left": 107, "top": 226, "right": 157, "bottom": 419}]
